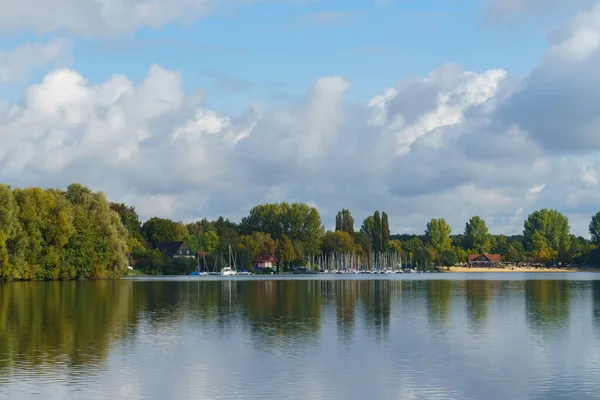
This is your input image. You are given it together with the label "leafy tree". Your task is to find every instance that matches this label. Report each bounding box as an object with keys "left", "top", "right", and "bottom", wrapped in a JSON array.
[
  {"left": 335, "top": 209, "right": 354, "bottom": 234},
  {"left": 0, "top": 185, "right": 21, "bottom": 279},
  {"left": 491, "top": 234, "right": 509, "bottom": 255},
  {"left": 321, "top": 231, "right": 360, "bottom": 254},
  {"left": 388, "top": 240, "right": 402, "bottom": 253},
  {"left": 505, "top": 245, "right": 523, "bottom": 262},
  {"left": 590, "top": 212, "right": 600, "bottom": 244},
  {"left": 360, "top": 216, "right": 375, "bottom": 245},
  {"left": 523, "top": 209, "right": 570, "bottom": 252},
  {"left": 110, "top": 202, "right": 142, "bottom": 239},
  {"left": 402, "top": 237, "right": 424, "bottom": 258},
  {"left": 531, "top": 231, "right": 557, "bottom": 262},
  {"left": 200, "top": 231, "right": 219, "bottom": 253},
  {"left": 373, "top": 211, "right": 382, "bottom": 251},
  {"left": 64, "top": 184, "right": 128, "bottom": 279},
  {"left": 464, "top": 216, "right": 491, "bottom": 253},
  {"left": 141, "top": 217, "right": 187, "bottom": 248},
  {"left": 214, "top": 216, "right": 237, "bottom": 236},
  {"left": 353, "top": 232, "right": 371, "bottom": 254},
  {"left": 277, "top": 235, "right": 296, "bottom": 271},
  {"left": 240, "top": 202, "right": 323, "bottom": 256},
  {"left": 425, "top": 218, "right": 452, "bottom": 256},
  {"left": 381, "top": 212, "right": 390, "bottom": 252},
  {"left": 440, "top": 250, "right": 458, "bottom": 267},
  {"left": 570, "top": 235, "right": 590, "bottom": 264},
  {"left": 241, "top": 231, "right": 277, "bottom": 255},
  {"left": 184, "top": 234, "right": 200, "bottom": 253},
  {"left": 414, "top": 246, "right": 435, "bottom": 270}
]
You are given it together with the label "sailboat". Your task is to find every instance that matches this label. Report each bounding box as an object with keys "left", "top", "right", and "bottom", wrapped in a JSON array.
[{"left": 221, "top": 245, "right": 237, "bottom": 276}]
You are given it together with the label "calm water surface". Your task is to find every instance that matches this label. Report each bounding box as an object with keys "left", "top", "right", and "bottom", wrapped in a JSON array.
[{"left": 2, "top": 273, "right": 600, "bottom": 399}]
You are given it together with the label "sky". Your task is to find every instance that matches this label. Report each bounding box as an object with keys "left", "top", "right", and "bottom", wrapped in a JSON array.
[{"left": 1, "top": 0, "right": 600, "bottom": 237}]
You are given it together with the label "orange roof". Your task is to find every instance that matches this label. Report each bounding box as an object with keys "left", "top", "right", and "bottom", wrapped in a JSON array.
[{"left": 468, "top": 253, "right": 502, "bottom": 262}]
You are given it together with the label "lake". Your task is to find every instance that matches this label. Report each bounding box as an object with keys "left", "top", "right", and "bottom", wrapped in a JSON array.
[{"left": 2, "top": 273, "right": 600, "bottom": 399}]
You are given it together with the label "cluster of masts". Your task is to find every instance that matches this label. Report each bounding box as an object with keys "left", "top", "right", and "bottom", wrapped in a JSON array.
[
  {"left": 307, "top": 251, "right": 423, "bottom": 273},
  {"left": 191, "top": 249, "right": 432, "bottom": 276}
]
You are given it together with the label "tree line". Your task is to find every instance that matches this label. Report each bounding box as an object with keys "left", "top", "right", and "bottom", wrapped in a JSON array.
[
  {"left": 3, "top": 182, "right": 600, "bottom": 280},
  {"left": 0, "top": 183, "right": 128, "bottom": 281}
]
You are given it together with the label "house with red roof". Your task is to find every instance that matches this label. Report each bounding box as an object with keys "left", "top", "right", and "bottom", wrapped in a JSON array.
[
  {"left": 252, "top": 254, "right": 277, "bottom": 269},
  {"left": 467, "top": 253, "right": 502, "bottom": 267}
]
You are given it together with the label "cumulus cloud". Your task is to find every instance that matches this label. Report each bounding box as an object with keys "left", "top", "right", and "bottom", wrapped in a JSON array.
[
  {"left": 0, "top": 38, "right": 72, "bottom": 84},
  {"left": 495, "top": 3, "right": 600, "bottom": 154},
  {"left": 2, "top": 4, "right": 600, "bottom": 236}
]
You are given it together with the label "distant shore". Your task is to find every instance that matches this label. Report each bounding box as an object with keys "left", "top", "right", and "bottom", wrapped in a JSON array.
[{"left": 446, "top": 266, "right": 598, "bottom": 273}]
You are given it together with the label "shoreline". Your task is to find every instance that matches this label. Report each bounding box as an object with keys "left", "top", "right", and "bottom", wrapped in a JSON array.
[{"left": 445, "top": 266, "right": 598, "bottom": 273}]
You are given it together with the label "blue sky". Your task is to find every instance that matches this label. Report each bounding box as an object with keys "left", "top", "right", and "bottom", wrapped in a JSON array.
[
  {"left": 2, "top": 0, "right": 552, "bottom": 112},
  {"left": 2, "top": 0, "right": 600, "bottom": 236}
]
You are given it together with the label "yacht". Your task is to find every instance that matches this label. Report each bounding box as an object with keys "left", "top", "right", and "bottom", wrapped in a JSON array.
[{"left": 221, "top": 267, "right": 237, "bottom": 276}]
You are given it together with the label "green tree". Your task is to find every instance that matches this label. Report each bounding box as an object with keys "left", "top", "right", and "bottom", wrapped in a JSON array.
[
  {"left": 335, "top": 209, "right": 354, "bottom": 234},
  {"left": 464, "top": 216, "right": 491, "bottom": 253},
  {"left": 523, "top": 209, "right": 570, "bottom": 252},
  {"left": 491, "top": 234, "right": 509, "bottom": 255},
  {"left": 321, "top": 231, "right": 360, "bottom": 254},
  {"left": 505, "top": 245, "right": 524, "bottom": 262},
  {"left": 531, "top": 231, "right": 557, "bottom": 262},
  {"left": 373, "top": 211, "right": 382, "bottom": 248},
  {"left": 353, "top": 232, "right": 371, "bottom": 254},
  {"left": 402, "top": 236, "right": 424, "bottom": 257},
  {"left": 0, "top": 185, "right": 21, "bottom": 280},
  {"left": 110, "top": 203, "right": 142, "bottom": 239},
  {"left": 141, "top": 217, "right": 187, "bottom": 248},
  {"left": 63, "top": 184, "right": 128, "bottom": 279},
  {"left": 277, "top": 235, "right": 296, "bottom": 271},
  {"left": 425, "top": 218, "right": 452, "bottom": 256},
  {"left": 240, "top": 202, "right": 323, "bottom": 256},
  {"left": 360, "top": 216, "right": 375, "bottom": 246},
  {"left": 440, "top": 249, "right": 458, "bottom": 267},
  {"left": 388, "top": 239, "right": 403, "bottom": 253},
  {"left": 184, "top": 234, "right": 200, "bottom": 253},
  {"left": 249, "top": 231, "right": 278, "bottom": 255},
  {"left": 200, "top": 231, "right": 219, "bottom": 253},
  {"left": 590, "top": 212, "right": 600, "bottom": 244},
  {"left": 381, "top": 212, "right": 390, "bottom": 252}
]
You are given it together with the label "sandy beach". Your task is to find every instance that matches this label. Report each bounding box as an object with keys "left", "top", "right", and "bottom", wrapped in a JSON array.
[{"left": 446, "top": 266, "right": 584, "bottom": 273}]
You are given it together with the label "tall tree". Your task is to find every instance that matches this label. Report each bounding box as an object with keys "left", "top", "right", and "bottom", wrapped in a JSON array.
[
  {"left": 373, "top": 211, "right": 382, "bottom": 266},
  {"left": 63, "top": 183, "right": 128, "bottom": 279},
  {"left": 321, "top": 231, "right": 361, "bottom": 255},
  {"left": 141, "top": 217, "right": 187, "bottom": 248},
  {"left": 110, "top": 203, "right": 141, "bottom": 238},
  {"left": 523, "top": 209, "right": 570, "bottom": 252},
  {"left": 360, "top": 216, "right": 375, "bottom": 242},
  {"left": 381, "top": 212, "right": 390, "bottom": 252},
  {"left": 0, "top": 185, "right": 21, "bottom": 279},
  {"left": 590, "top": 212, "right": 600, "bottom": 244},
  {"left": 373, "top": 211, "right": 382, "bottom": 253},
  {"left": 335, "top": 209, "right": 354, "bottom": 234},
  {"left": 240, "top": 202, "right": 323, "bottom": 257},
  {"left": 277, "top": 235, "right": 296, "bottom": 271},
  {"left": 464, "top": 216, "right": 491, "bottom": 253},
  {"left": 425, "top": 218, "right": 452, "bottom": 255},
  {"left": 200, "top": 231, "right": 219, "bottom": 253}
]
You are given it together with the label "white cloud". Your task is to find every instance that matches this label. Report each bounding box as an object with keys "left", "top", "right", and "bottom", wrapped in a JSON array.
[
  {"left": 3, "top": 3, "right": 600, "bottom": 236},
  {"left": 0, "top": 60, "right": 591, "bottom": 238},
  {"left": 0, "top": 38, "right": 72, "bottom": 84},
  {"left": 528, "top": 184, "right": 546, "bottom": 194},
  {"left": 549, "top": 3, "right": 600, "bottom": 61}
]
